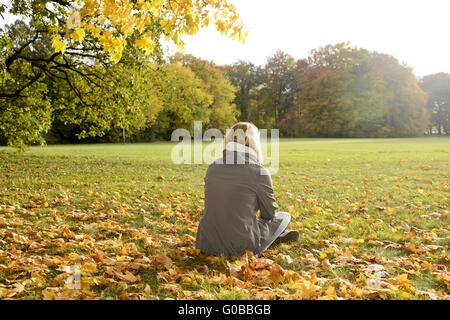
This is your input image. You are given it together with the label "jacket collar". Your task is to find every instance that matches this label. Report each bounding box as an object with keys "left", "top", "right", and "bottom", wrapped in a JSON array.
[
  {"left": 221, "top": 142, "right": 259, "bottom": 164},
  {"left": 225, "top": 142, "right": 258, "bottom": 158}
]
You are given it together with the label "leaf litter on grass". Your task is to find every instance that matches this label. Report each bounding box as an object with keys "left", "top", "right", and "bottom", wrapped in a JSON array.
[{"left": 0, "top": 140, "right": 449, "bottom": 300}]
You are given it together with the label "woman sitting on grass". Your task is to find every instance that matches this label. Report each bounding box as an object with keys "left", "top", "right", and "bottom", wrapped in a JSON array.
[{"left": 195, "top": 122, "right": 299, "bottom": 257}]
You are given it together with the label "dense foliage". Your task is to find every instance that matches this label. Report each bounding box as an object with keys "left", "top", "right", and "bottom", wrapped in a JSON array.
[{"left": 0, "top": 0, "right": 245, "bottom": 147}]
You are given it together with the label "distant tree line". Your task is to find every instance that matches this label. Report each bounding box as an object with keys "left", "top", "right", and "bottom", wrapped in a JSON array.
[
  {"left": 44, "top": 52, "right": 239, "bottom": 144},
  {"left": 223, "top": 43, "right": 450, "bottom": 138},
  {"left": 419, "top": 73, "right": 450, "bottom": 135},
  {"left": 45, "top": 43, "right": 450, "bottom": 144}
]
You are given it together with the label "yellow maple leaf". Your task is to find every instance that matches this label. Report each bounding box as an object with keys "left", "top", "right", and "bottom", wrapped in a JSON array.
[
  {"left": 135, "top": 35, "right": 155, "bottom": 55},
  {"left": 311, "top": 205, "right": 322, "bottom": 214},
  {"left": 52, "top": 37, "right": 66, "bottom": 54},
  {"left": 318, "top": 251, "right": 327, "bottom": 260},
  {"left": 395, "top": 273, "right": 410, "bottom": 287},
  {"left": 72, "top": 28, "right": 86, "bottom": 42},
  {"left": 81, "top": 262, "right": 98, "bottom": 274}
]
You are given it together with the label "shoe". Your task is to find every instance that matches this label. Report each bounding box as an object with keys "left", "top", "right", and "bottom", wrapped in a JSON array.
[{"left": 272, "top": 229, "right": 299, "bottom": 246}]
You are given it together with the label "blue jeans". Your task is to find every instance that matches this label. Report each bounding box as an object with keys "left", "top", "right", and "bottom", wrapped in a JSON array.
[{"left": 259, "top": 211, "right": 291, "bottom": 253}]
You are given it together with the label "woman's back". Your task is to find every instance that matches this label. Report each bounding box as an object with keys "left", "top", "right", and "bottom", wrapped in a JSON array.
[{"left": 195, "top": 148, "right": 282, "bottom": 256}]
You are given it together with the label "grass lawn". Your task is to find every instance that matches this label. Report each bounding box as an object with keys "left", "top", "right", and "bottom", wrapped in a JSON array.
[{"left": 0, "top": 137, "right": 449, "bottom": 300}]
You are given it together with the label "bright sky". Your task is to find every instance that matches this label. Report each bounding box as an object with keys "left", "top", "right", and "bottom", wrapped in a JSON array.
[{"left": 176, "top": 0, "right": 450, "bottom": 77}]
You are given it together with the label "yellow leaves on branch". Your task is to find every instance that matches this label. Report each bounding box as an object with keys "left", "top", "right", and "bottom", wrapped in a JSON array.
[
  {"left": 98, "top": 31, "right": 126, "bottom": 63},
  {"left": 53, "top": 0, "right": 247, "bottom": 63},
  {"left": 71, "top": 28, "right": 86, "bottom": 43},
  {"left": 135, "top": 33, "right": 156, "bottom": 56},
  {"left": 51, "top": 34, "right": 66, "bottom": 54}
]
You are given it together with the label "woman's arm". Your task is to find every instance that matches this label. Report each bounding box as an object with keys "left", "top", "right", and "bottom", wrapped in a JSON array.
[{"left": 255, "top": 168, "right": 279, "bottom": 220}]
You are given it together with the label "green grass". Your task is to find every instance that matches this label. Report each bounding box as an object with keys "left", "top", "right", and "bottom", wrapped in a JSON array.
[{"left": 0, "top": 137, "right": 449, "bottom": 300}]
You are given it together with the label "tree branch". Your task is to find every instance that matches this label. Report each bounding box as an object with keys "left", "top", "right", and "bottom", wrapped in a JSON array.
[
  {"left": 0, "top": 71, "right": 44, "bottom": 99},
  {"left": 5, "top": 32, "right": 40, "bottom": 69},
  {"left": 49, "top": 0, "right": 71, "bottom": 7},
  {"left": 61, "top": 69, "right": 89, "bottom": 106}
]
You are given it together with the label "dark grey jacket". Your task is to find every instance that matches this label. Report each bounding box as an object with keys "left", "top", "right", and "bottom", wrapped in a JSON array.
[{"left": 195, "top": 148, "right": 281, "bottom": 256}]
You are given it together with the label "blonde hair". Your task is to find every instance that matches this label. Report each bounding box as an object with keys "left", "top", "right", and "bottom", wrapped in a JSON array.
[{"left": 224, "top": 122, "right": 263, "bottom": 164}]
